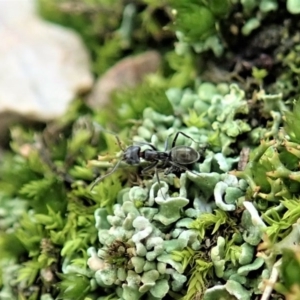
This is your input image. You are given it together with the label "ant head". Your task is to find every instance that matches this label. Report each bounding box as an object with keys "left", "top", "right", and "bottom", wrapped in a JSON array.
[{"left": 123, "top": 145, "right": 140, "bottom": 165}]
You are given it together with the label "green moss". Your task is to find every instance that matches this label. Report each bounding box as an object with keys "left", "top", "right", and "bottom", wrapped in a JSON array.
[
  {"left": 1, "top": 0, "right": 300, "bottom": 299},
  {"left": 0, "top": 101, "right": 125, "bottom": 298}
]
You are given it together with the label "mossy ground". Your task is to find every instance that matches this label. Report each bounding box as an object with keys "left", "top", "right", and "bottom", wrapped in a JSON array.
[{"left": 1, "top": 0, "right": 300, "bottom": 299}]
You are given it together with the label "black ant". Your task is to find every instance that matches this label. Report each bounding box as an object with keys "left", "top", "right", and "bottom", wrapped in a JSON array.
[{"left": 90, "top": 131, "right": 203, "bottom": 191}]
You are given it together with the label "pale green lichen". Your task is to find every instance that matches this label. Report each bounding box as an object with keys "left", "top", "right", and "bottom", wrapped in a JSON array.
[
  {"left": 287, "top": 0, "right": 300, "bottom": 13},
  {"left": 88, "top": 83, "right": 268, "bottom": 299},
  {"left": 1, "top": 1, "right": 300, "bottom": 299},
  {"left": 88, "top": 183, "right": 195, "bottom": 299}
]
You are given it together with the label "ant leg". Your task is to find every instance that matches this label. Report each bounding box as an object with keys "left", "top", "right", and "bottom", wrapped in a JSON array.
[
  {"left": 160, "top": 158, "right": 169, "bottom": 169},
  {"left": 141, "top": 161, "right": 159, "bottom": 174},
  {"left": 141, "top": 162, "right": 166, "bottom": 199},
  {"left": 169, "top": 161, "right": 189, "bottom": 172},
  {"left": 155, "top": 166, "right": 166, "bottom": 200},
  {"left": 90, "top": 158, "right": 123, "bottom": 191},
  {"left": 171, "top": 131, "right": 201, "bottom": 148},
  {"left": 135, "top": 141, "right": 158, "bottom": 151},
  {"left": 168, "top": 161, "right": 200, "bottom": 176},
  {"left": 164, "top": 165, "right": 180, "bottom": 175},
  {"left": 199, "top": 143, "right": 209, "bottom": 156}
]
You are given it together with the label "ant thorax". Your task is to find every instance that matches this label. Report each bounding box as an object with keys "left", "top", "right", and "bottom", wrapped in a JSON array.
[{"left": 142, "top": 149, "right": 169, "bottom": 162}]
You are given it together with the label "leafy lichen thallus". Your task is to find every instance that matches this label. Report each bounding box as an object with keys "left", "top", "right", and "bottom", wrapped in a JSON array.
[{"left": 90, "top": 131, "right": 201, "bottom": 191}]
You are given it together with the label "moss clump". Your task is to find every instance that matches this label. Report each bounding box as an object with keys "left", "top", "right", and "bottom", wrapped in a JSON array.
[
  {"left": 0, "top": 101, "right": 123, "bottom": 299},
  {"left": 1, "top": 0, "right": 300, "bottom": 299}
]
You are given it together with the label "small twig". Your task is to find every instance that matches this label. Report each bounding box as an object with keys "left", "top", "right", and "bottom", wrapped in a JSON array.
[
  {"left": 260, "top": 259, "right": 281, "bottom": 300},
  {"left": 243, "top": 201, "right": 266, "bottom": 228}
]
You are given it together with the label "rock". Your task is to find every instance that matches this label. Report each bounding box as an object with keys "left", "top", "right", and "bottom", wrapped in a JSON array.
[
  {"left": 87, "top": 50, "right": 162, "bottom": 109},
  {"left": 0, "top": 0, "right": 93, "bottom": 141}
]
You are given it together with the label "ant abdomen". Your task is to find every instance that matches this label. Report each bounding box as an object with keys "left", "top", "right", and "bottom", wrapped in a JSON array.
[{"left": 170, "top": 145, "right": 200, "bottom": 165}]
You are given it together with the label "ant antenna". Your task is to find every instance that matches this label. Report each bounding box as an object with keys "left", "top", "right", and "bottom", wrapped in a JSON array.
[
  {"left": 115, "top": 135, "right": 125, "bottom": 151},
  {"left": 93, "top": 122, "right": 127, "bottom": 150},
  {"left": 90, "top": 134, "right": 127, "bottom": 191},
  {"left": 90, "top": 158, "right": 123, "bottom": 191}
]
